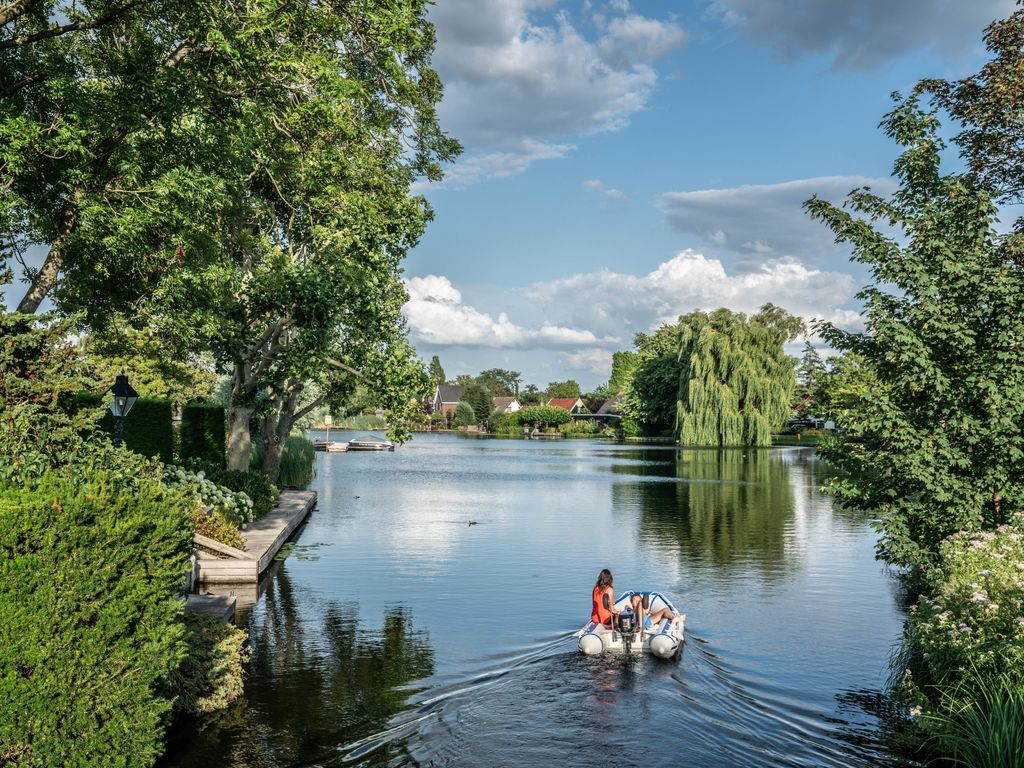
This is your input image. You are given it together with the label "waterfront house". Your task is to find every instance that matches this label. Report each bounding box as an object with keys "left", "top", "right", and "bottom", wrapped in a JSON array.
[
  {"left": 432, "top": 384, "right": 465, "bottom": 418},
  {"left": 492, "top": 396, "right": 522, "bottom": 414},
  {"left": 547, "top": 397, "right": 588, "bottom": 414}
]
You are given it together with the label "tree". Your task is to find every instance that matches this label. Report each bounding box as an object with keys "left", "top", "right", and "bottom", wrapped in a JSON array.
[
  {"left": 477, "top": 368, "right": 521, "bottom": 396},
  {"left": 545, "top": 380, "right": 581, "bottom": 399},
  {"left": 619, "top": 322, "right": 684, "bottom": 436},
  {"left": 608, "top": 351, "right": 640, "bottom": 394},
  {"left": 814, "top": 352, "right": 879, "bottom": 424},
  {"left": 676, "top": 305, "right": 803, "bottom": 447},
  {"left": 795, "top": 341, "right": 827, "bottom": 407},
  {"left": 460, "top": 382, "right": 492, "bottom": 425},
  {"left": 453, "top": 374, "right": 475, "bottom": 387},
  {"left": 519, "top": 383, "right": 542, "bottom": 406},
  {"left": 515, "top": 405, "right": 572, "bottom": 429},
  {"left": 806, "top": 95, "right": 1024, "bottom": 573},
  {"left": 452, "top": 400, "right": 476, "bottom": 427},
  {"left": 428, "top": 356, "right": 446, "bottom": 387}
]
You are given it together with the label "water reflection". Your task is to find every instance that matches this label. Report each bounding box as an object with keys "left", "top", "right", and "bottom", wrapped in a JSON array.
[
  {"left": 162, "top": 568, "right": 434, "bottom": 768},
  {"left": 615, "top": 448, "right": 798, "bottom": 577}
]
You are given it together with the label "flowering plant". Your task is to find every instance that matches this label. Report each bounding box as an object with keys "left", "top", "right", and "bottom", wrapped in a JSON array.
[{"left": 163, "top": 465, "right": 255, "bottom": 525}]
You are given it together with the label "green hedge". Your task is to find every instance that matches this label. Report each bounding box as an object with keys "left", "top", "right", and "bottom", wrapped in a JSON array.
[
  {"left": 180, "top": 403, "right": 226, "bottom": 467},
  {"left": 75, "top": 393, "right": 175, "bottom": 463},
  {"left": 0, "top": 471, "right": 192, "bottom": 767},
  {"left": 184, "top": 459, "right": 278, "bottom": 520}
]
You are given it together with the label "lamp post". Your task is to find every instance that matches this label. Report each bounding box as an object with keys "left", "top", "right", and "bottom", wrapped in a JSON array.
[{"left": 109, "top": 373, "right": 139, "bottom": 448}]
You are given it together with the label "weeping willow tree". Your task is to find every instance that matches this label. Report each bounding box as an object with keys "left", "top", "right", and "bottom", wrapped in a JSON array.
[{"left": 677, "top": 304, "right": 804, "bottom": 446}]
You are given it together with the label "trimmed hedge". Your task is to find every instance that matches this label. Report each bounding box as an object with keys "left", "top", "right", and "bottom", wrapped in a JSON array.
[
  {"left": 75, "top": 393, "right": 175, "bottom": 463},
  {"left": 0, "top": 470, "right": 192, "bottom": 767},
  {"left": 180, "top": 403, "right": 226, "bottom": 467}
]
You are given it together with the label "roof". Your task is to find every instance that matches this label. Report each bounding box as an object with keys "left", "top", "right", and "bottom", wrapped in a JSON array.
[
  {"left": 492, "top": 396, "right": 519, "bottom": 410},
  {"left": 435, "top": 384, "right": 465, "bottom": 404},
  {"left": 596, "top": 394, "right": 623, "bottom": 414},
  {"left": 547, "top": 398, "right": 582, "bottom": 410}
]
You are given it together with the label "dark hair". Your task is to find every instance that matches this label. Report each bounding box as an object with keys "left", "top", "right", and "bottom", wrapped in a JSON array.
[{"left": 595, "top": 569, "right": 613, "bottom": 589}]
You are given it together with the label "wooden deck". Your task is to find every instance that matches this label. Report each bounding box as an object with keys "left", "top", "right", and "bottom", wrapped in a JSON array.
[
  {"left": 185, "top": 594, "right": 236, "bottom": 623},
  {"left": 194, "top": 490, "right": 316, "bottom": 584}
]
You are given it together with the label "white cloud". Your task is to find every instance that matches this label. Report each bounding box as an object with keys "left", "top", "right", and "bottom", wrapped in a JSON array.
[
  {"left": 527, "top": 249, "right": 860, "bottom": 339},
  {"left": 561, "top": 347, "right": 615, "bottom": 376},
  {"left": 429, "top": 1, "right": 686, "bottom": 185},
  {"left": 707, "top": 0, "right": 1012, "bottom": 70},
  {"left": 403, "top": 275, "right": 617, "bottom": 348},
  {"left": 583, "top": 178, "right": 625, "bottom": 199},
  {"left": 658, "top": 175, "right": 895, "bottom": 268}
]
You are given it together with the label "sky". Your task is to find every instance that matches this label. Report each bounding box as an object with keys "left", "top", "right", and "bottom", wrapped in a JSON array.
[
  {"left": 3, "top": 1, "right": 1016, "bottom": 391},
  {"left": 402, "top": 0, "right": 1016, "bottom": 390}
]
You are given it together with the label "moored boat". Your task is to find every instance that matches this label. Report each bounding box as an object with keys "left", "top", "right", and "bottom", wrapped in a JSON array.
[
  {"left": 575, "top": 590, "right": 685, "bottom": 658},
  {"left": 347, "top": 434, "right": 395, "bottom": 451}
]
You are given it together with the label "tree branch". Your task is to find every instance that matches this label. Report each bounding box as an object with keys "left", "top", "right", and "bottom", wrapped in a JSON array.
[{"left": 0, "top": 0, "right": 146, "bottom": 50}]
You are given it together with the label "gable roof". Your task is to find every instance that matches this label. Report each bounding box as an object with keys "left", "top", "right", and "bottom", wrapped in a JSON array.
[
  {"left": 492, "top": 396, "right": 519, "bottom": 410},
  {"left": 596, "top": 394, "right": 623, "bottom": 414},
  {"left": 547, "top": 398, "right": 583, "bottom": 411},
  {"left": 435, "top": 384, "right": 465, "bottom": 404}
]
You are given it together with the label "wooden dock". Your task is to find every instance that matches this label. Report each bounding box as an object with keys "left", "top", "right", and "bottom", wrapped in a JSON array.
[{"left": 194, "top": 490, "right": 316, "bottom": 584}]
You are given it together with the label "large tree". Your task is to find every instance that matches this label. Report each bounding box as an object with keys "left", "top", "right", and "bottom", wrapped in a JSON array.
[
  {"left": 620, "top": 323, "right": 683, "bottom": 435},
  {"left": 477, "top": 368, "right": 521, "bottom": 397},
  {"left": 807, "top": 95, "right": 1024, "bottom": 572},
  {"left": 676, "top": 305, "right": 802, "bottom": 447}
]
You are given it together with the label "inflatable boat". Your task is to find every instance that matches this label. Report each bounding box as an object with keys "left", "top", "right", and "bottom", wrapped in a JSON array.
[{"left": 575, "top": 590, "right": 685, "bottom": 659}]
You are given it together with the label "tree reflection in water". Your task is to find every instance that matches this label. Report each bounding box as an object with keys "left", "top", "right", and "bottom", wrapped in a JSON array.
[
  {"left": 161, "top": 567, "right": 434, "bottom": 768},
  {"left": 613, "top": 448, "right": 798, "bottom": 579}
]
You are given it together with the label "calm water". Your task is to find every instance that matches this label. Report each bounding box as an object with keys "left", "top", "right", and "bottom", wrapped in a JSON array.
[{"left": 163, "top": 433, "right": 914, "bottom": 768}]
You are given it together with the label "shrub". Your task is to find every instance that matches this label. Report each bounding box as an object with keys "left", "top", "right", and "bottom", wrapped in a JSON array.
[
  {"left": 183, "top": 460, "right": 278, "bottom": 520},
  {"left": 100, "top": 397, "right": 175, "bottom": 463},
  {"left": 180, "top": 403, "right": 226, "bottom": 467},
  {"left": 0, "top": 470, "right": 192, "bottom": 767},
  {"left": 453, "top": 401, "right": 476, "bottom": 427},
  {"left": 279, "top": 435, "right": 315, "bottom": 488},
  {"left": 164, "top": 464, "right": 256, "bottom": 524},
  {"left": 516, "top": 405, "right": 572, "bottom": 428},
  {"left": 167, "top": 614, "right": 250, "bottom": 717},
  {"left": 902, "top": 520, "right": 1024, "bottom": 700}
]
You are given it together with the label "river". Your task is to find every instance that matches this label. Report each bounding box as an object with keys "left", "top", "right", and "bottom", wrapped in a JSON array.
[{"left": 162, "top": 432, "right": 914, "bottom": 767}]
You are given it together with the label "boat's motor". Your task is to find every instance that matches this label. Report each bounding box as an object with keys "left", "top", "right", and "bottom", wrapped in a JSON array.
[{"left": 618, "top": 610, "right": 638, "bottom": 652}]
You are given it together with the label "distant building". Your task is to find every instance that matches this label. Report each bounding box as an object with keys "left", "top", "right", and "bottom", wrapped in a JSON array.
[
  {"left": 492, "top": 396, "right": 522, "bottom": 414},
  {"left": 547, "top": 397, "right": 588, "bottom": 414},
  {"left": 432, "top": 384, "right": 465, "bottom": 418},
  {"left": 596, "top": 394, "right": 623, "bottom": 415}
]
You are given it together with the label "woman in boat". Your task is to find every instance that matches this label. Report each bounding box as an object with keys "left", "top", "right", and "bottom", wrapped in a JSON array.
[{"left": 591, "top": 568, "right": 618, "bottom": 626}]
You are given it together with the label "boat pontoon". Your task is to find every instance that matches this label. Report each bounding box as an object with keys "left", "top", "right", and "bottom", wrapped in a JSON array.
[{"left": 575, "top": 590, "right": 685, "bottom": 659}]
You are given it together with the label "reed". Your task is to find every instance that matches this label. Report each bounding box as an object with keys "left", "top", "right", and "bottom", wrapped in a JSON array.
[
  {"left": 278, "top": 435, "right": 316, "bottom": 488},
  {"left": 923, "top": 672, "right": 1024, "bottom": 768}
]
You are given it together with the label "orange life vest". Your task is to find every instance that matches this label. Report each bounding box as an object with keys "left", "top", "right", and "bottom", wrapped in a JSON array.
[{"left": 592, "top": 585, "right": 613, "bottom": 624}]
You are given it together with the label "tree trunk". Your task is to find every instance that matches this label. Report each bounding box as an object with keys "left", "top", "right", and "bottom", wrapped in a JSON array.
[
  {"left": 226, "top": 404, "right": 252, "bottom": 471},
  {"left": 16, "top": 204, "right": 78, "bottom": 314},
  {"left": 261, "top": 381, "right": 302, "bottom": 484}
]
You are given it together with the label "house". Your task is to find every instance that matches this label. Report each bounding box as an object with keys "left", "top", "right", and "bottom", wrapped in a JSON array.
[
  {"left": 492, "top": 396, "right": 522, "bottom": 414},
  {"left": 547, "top": 397, "right": 588, "bottom": 414},
  {"left": 432, "top": 384, "right": 465, "bottom": 418},
  {"left": 596, "top": 394, "right": 623, "bottom": 415}
]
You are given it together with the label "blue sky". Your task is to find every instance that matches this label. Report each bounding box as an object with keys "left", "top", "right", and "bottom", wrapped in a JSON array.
[{"left": 403, "top": 0, "right": 1015, "bottom": 390}]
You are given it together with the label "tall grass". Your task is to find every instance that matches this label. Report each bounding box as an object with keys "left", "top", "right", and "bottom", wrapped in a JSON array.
[
  {"left": 278, "top": 435, "right": 315, "bottom": 488},
  {"left": 922, "top": 672, "right": 1024, "bottom": 768},
  {"left": 336, "top": 413, "right": 386, "bottom": 429}
]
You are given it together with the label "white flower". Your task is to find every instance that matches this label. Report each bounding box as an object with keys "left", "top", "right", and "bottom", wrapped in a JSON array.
[{"left": 909, "top": 706, "right": 922, "bottom": 718}]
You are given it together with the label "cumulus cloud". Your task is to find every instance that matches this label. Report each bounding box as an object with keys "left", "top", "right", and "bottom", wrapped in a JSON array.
[
  {"left": 527, "top": 249, "right": 862, "bottom": 340},
  {"left": 403, "top": 275, "right": 617, "bottom": 348},
  {"left": 428, "top": 1, "right": 686, "bottom": 185},
  {"left": 658, "top": 175, "right": 895, "bottom": 268},
  {"left": 583, "top": 178, "right": 625, "bottom": 199},
  {"left": 561, "top": 348, "right": 616, "bottom": 376},
  {"left": 707, "top": 0, "right": 1012, "bottom": 70}
]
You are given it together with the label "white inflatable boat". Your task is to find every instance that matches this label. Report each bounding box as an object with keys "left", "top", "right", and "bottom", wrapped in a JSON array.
[{"left": 575, "top": 590, "right": 685, "bottom": 659}]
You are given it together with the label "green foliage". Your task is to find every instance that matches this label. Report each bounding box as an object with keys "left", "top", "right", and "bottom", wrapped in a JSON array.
[
  {"left": 180, "top": 403, "right": 226, "bottom": 467},
  {"left": 815, "top": 352, "right": 879, "bottom": 424},
  {"left": 608, "top": 351, "right": 640, "bottom": 394},
  {"left": 477, "top": 368, "right": 521, "bottom": 396},
  {"left": 278, "top": 436, "right": 315, "bottom": 489},
  {"left": 618, "top": 322, "right": 687, "bottom": 436},
  {"left": 453, "top": 401, "right": 476, "bottom": 427},
  {"left": 98, "top": 397, "right": 174, "bottom": 464},
  {"left": 545, "top": 379, "right": 581, "bottom": 399},
  {"left": 808, "top": 95, "right": 1024, "bottom": 572},
  {"left": 901, "top": 522, "right": 1024, "bottom": 703},
  {"left": 428, "top": 355, "right": 446, "bottom": 386},
  {"left": 164, "top": 464, "right": 255, "bottom": 524},
  {"left": 676, "top": 305, "right": 802, "bottom": 447},
  {"left": 168, "top": 614, "right": 250, "bottom": 717},
  {"left": 173, "top": 460, "right": 278, "bottom": 522},
  {"left": 518, "top": 384, "right": 542, "bottom": 406},
  {"left": 460, "top": 382, "right": 493, "bottom": 424},
  {"left": 796, "top": 342, "right": 827, "bottom": 406},
  {"left": 515, "top": 405, "right": 572, "bottom": 429},
  {"left": 0, "top": 470, "right": 192, "bottom": 768}
]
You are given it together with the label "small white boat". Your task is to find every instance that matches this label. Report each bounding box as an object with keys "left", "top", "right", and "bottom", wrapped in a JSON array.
[
  {"left": 575, "top": 590, "right": 685, "bottom": 659},
  {"left": 346, "top": 434, "right": 395, "bottom": 451}
]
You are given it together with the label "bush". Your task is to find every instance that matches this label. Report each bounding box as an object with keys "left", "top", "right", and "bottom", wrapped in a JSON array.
[
  {"left": 453, "top": 401, "right": 476, "bottom": 427},
  {"left": 73, "top": 393, "right": 175, "bottom": 464},
  {"left": 279, "top": 435, "right": 315, "bottom": 488},
  {"left": 164, "top": 464, "right": 256, "bottom": 524},
  {"left": 182, "top": 460, "right": 278, "bottom": 521},
  {"left": 0, "top": 470, "right": 192, "bottom": 767},
  {"left": 516, "top": 405, "right": 572, "bottom": 428},
  {"left": 167, "top": 613, "right": 250, "bottom": 717},
  {"left": 180, "top": 403, "right": 226, "bottom": 467}
]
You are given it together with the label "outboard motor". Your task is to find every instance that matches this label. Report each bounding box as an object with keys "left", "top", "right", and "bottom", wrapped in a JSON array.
[{"left": 618, "top": 610, "right": 638, "bottom": 652}]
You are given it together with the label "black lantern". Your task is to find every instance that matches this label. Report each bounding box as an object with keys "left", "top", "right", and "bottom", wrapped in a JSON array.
[{"left": 109, "top": 374, "right": 138, "bottom": 446}]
